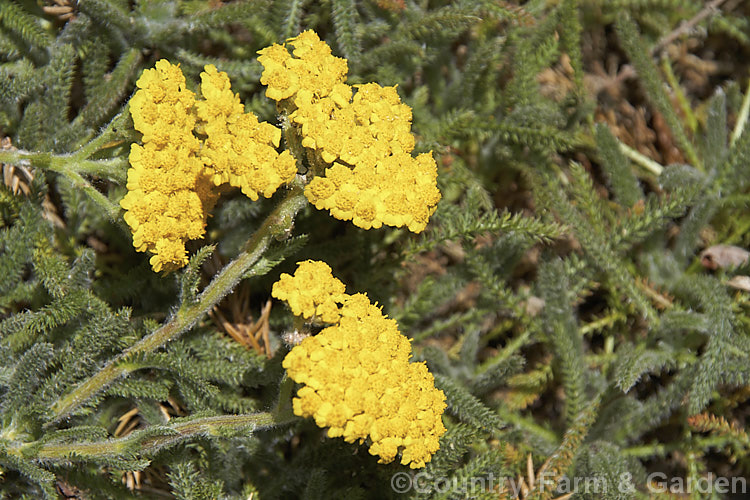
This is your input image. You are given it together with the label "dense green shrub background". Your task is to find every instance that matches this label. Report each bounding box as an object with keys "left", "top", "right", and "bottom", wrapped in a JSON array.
[{"left": 1, "top": 0, "right": 750, "bottom": 498}]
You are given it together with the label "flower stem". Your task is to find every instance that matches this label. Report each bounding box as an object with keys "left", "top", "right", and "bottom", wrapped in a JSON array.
[
  {"left": 274, "top": 375, "right": 296, "bottom": 421},
  {"left": 731, "top": 79, "right": 750, "bottom": 147},
  {"left": 72, "top": 105, "right": 133, "bottom": 160},
  {"left": 618, "top": 141, "right": 664, "bottom": 176},
  {"left": 0, "top": 151, "right": 128, "bottom": 185},
  {"left": 57, "top": 168, "right": 124, "bottom": 222},
  {"left": 17, "top": 413, "right": 288, "bottom": 463},
  {"left": 0, "top": 107, "right": 132, "bottom": 222},
  {"left": 0, "top": 152, "right": 127, "bottom": 225},
  {"left": 48, "top": 182, "right": 308, "bottom": 423}
]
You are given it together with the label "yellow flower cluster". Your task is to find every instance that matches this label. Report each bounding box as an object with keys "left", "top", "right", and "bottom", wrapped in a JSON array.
[
  {"left": 274, "top": 261, "right": 447, "bottom": 468},
  {"left": 196, "top": 65, "right": 297, "bottom": 201},
  {"left": 304, "top": 153, "right": 440, "bottom": 232},
  {"left": 121, "top": 60, "right": 216, "bottom": 272},
  {"left": 122, "top": 61, "right": 296, "bottom": 271},
  {"left": 293, "top": 83, "right": 415, "bottom": 165},
  {"left": 257, "top": 30, "right": 348, "bottom": 102},
  {"left": 271, "top": 260, "right": 346, "bottom": 324},
  {"left": 257, "top": 31, "right": 441, "bottom": 233}
]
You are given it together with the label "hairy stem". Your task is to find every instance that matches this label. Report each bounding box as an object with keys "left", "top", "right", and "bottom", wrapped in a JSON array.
[
  {"left": 57, "top": 168, "right": 124, "bottom": 222},
  {"left": 48, "top": 182, "right": 308, "bottom": 423},
  {"left": 18, "top": 413, "right": 290, "bottom": 463},
  {"left": 0, "top": 150, "right": 127, "bottom": 224}
]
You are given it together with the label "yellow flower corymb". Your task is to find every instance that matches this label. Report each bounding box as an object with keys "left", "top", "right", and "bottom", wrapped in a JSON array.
[
  {"left": 276, "top": 261, "right": 447, "bottom": 468},
  {"left": 197, "top": 65, "right": 297, "bottom": 201},
  {"left": 257, "top": 30, "right": 348, "bottom": 102},
  {"left": 292, "top": 82, "right": 415, "bottom": 166},
  {"left": 271, "top": 260, "right": 346, "bottom": 324},
  {"left": 304, "top": 153, "right": 441, "bottom": 232},
  {"left": 257, "top": 31, "right": 441, "bottom": 233},
  {"left": 123, "top": 60, "right": 297, "bottom": 272},
  {"left": 121, "top": 60, "right": 217, "bottom": 272}
]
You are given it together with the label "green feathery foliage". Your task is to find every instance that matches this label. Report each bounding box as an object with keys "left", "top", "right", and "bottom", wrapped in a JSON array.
[
  {"left": 614, "top": 15, "right": 700, "bottom": 167},
  {"left": 1, "top": 0, "right": 750, "bottom": 497}
]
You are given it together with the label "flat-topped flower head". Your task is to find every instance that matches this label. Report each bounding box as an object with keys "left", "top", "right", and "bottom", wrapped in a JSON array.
[
  {"left": 129, "top": 60, "right": 197, "bottom": 145},
  {"left": 292, "top": 78, "right": 440, "bottom": 232},
  {"left": 123, "top": 61, "right": 297, "bottom": 272},
  {"left": 122, "top": 60, "right": 215, "bottom": 273},
  {"left": 257, "top": 30, "right": 348, "bottom": 102},
  {"left": 256, "top": 31, "right": 441, "bottom": 233},
  {"left": 292, "top": 83, "right": 415, "bottom": 168},
  {"left": 304, "top": 152, "right": 440, "bottom": 232},
  {"left": 272, "top": 260, "right": 347, "bottom": 323},
  {"left": 278, "top": 270, "right": 447, "bottom": 468},
  {"left": 197, "top": 65, "right": 297, "bottom": 201}
]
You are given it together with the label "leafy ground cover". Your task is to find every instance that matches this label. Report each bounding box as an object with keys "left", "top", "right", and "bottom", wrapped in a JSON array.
[{"left": 1, "top": 0, "right": 750, "bottom": 498}]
